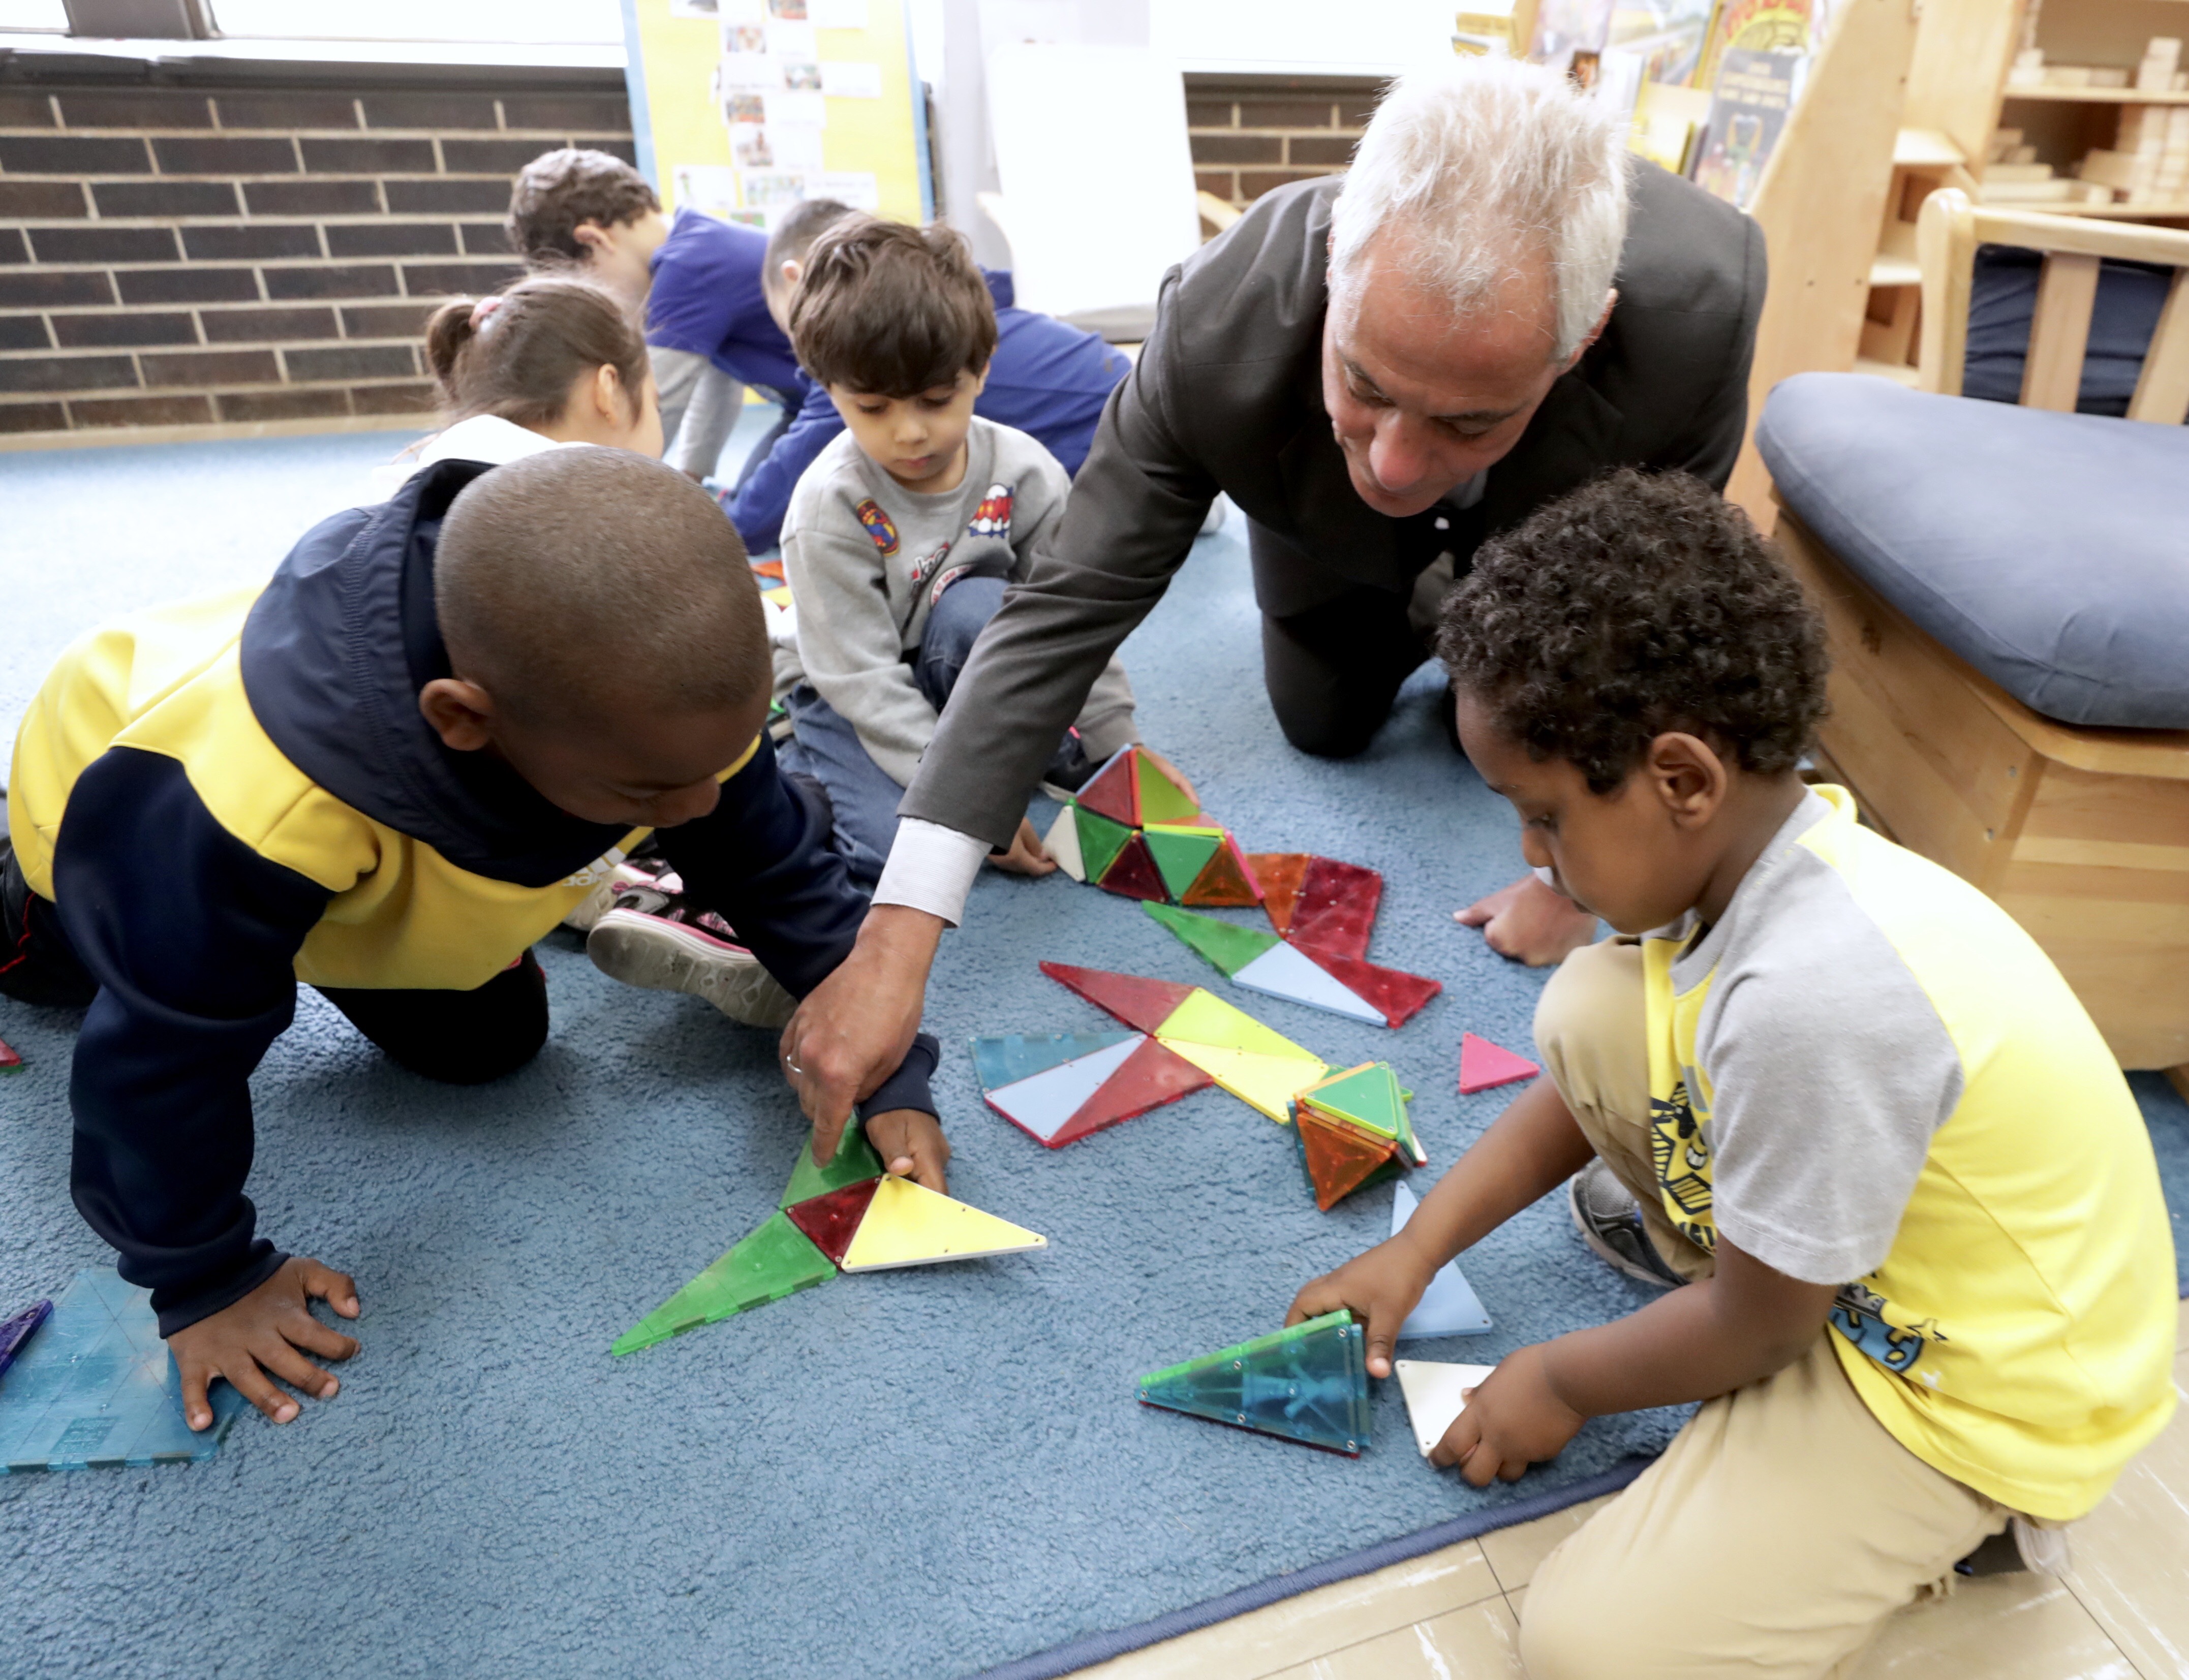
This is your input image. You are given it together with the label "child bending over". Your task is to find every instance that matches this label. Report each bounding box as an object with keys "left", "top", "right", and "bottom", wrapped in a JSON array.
[
  {"left": 2, "top": 450, "right": 947, "bottom": 1434},
  {"left": 1290, "top": 471, "right": 2176, "bottom": 1678},
  {"left": 775, "top": 215, "right": 1147, "bottom": 885}
]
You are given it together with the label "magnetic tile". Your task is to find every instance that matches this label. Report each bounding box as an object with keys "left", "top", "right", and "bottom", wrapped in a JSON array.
[
  {"left": 0, "top": 1036, "right": 19, "bottom": 1071},
  {"left": 1045, "top": 1038, "right": 1216, "bottom": 1147},
  {"left": 1458, "top": 1032, "right": 1539, "bottom": 1095},
  {"left": 983, "top": 1036, "right": 1149, "bottom": 1144},
  {"left": 1134, "top": 750, "right": 1201, "bottom": 824},
  {"left": 1143, "top": 825, "right": 1224, "bottom": 900},
  {"left": 1391, "top": 1184, "right": 1494, "bottom": 1339},
  {"left": 0, "top": 1270, "right": 243, "bottom": 1473},
  {"left": 1145, "top": 900, "right": 1282, "bottom": 977},
  {"left": 778, "top": 1123, "right": 885, "bottom": 1208},
  {"left": 1043, "top": 802, "right": 1086, "bottom": 882},
  {"left": 1039, "top": 962, "right": 1199, "bottom": 1034},
  {"left": 1097, "top": 832, "right": 1169, "bottom": 901},
  {"left": 611, "top": 1211, "right": 838, "bottom": 1355},
  {"left": 1395, "top": 1359, "right": 1498, "bottom": 1457},
  {"left": 1162, "top": 1040, "right": 1329, "bottom": 1123},
  {"left": 1297, "top": 1106, "right": 1400, "bottom": 1210},
  {"left": 1303, "top": 949, "right": 1442, "bottom": 1029},
  {"left": 1075, "top": 748, "right": 1140, "bottom": 827},
  {"left": 1287, "top": 857, "right": 1384, "bottom": 961},
  {"left": 1181, "top": 836, "right": 1262, "bottom": 908},
  {"left": 1304, "top": 1063, "right": 1406, "bottom": 1138},
  {"left": 1233, "top": 942, "right": 1386, "bottom": 1024},
  {"left": 1137, "top": 1309, "right": 1371, "bottom": 1456},
  {"left": 1072, "top": 803, "right": 1136, "bottom": 883},
  {"left": 1154, "top": 988, "right": 1324, "bottom": 1062},
  {"left": 837, "top": 1174, "right": 1047, "bottom": 1272},
  {"left": 783, "top": 1176, "right": 883, "bottom": 1266},
  {"left": 970, "top": 1030, "right": 1139, "bottom": 1093},
  {"left": 1247, "top": 853, "right": 1312, "bottom": 934}
]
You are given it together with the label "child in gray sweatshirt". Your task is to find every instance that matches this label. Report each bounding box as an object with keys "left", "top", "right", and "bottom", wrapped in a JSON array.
[{"left": 775, "top": 215, "right": 1137, "bottom": 885}]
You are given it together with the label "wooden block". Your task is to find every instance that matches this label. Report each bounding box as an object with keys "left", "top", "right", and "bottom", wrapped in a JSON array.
[{"left": 2077, "top": 149, "right": 2139, "bottom": 190}]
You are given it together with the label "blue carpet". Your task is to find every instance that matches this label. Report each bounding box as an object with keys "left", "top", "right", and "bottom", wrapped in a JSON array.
[{"left": 2, "top": 426, "right": 2184, "bottom": 1680}]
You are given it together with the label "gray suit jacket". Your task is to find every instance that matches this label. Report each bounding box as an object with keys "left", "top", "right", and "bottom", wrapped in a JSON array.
[{"left": 904, "top": 164, "right": 1766, "bottom": 847}]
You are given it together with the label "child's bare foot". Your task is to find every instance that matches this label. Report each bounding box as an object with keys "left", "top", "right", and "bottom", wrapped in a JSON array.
[
  {"left": 861, "top": 1107, "right": 952, "bottom": 1192},
  {"left": 166, "top": 1256, "right": 360, "bottom": 1429},
  {"left": 1455, "top": 873, "right": 1597, "bottom": 966},
  {"left": 985, "top": 817, "right": 1056, "bottom": 877}
]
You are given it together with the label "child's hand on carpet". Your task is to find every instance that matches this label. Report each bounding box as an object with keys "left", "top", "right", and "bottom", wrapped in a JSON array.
[
  {"left": 167, "top": 1256, "right": 360, "bottom": 1430},
  {"left": 1284, "top": 1237, "right": 1434, "bottom": 1379},
  {"left": 985, "top": 818, "right": 1056, "bottom": 877},
  {"left": 1429, "top": 1344, "right": 1585, "bottom": 1485},
  {"left": 864, "top": 1108, "right": 951, "bottom": 1192}
]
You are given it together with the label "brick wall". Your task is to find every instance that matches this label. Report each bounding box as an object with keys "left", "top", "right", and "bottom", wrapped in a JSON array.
[
  {"left": 0, "top": 74, "right": 632, "bottom": 445},
  {"left": 1185, "top": 74, "right": 1386, "bottom": 212}
]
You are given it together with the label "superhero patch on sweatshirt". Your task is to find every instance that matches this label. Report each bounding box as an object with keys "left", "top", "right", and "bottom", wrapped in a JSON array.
[
  {"left": 854, "top": 498, "right": 900, "bottom": 557},
  {"left": 967, "top": 484, "right": 1013, "bottom": 540}
]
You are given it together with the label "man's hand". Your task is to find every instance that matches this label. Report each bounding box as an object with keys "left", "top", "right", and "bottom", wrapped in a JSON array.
[
  {"left": 865, "top": 1108, "right": 951, "bottom": 1192},
  {"left": 1285, "top": 1236, "right": 1436, "bottom": 1379},
  {"left": 167, "top": 1256, "right": 360, "bottom": 1430},
  {"left": 985, "top": 817, "right": 1057, "bottom": 877},
  {"left": 1430, "top": 1343, "right": 1586, "bottom": 1484},
  {"left": 780, "top": 905, "right": 943, "bottom": 1165},
  {"left": 1455, "top": 872, "right": 1598, "bottom": 967}
]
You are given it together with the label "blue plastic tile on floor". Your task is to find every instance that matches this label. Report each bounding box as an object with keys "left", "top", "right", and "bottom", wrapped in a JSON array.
[
  {"left": 971, "top": 1030, "right": 1140, "bottom": 1093},
  {"left": 983, "top": 1036, "right": 1149, "bottom": 1142},
  {"left": 1391, "top": 1184, "right": 1495, "bottom": 1340},
  {"left": 0, "top": 1269, "right": 244, "bottom": 1471}
]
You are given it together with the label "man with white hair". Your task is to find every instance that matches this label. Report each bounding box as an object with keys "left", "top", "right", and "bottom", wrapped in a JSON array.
[{"left": 779, "top": 59, "right": 1763, "bottom": 1136}]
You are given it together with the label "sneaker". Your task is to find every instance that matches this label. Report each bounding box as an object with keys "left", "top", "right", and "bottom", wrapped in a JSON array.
[
  {"left": 585, "top": 890, "right": 796, "bottom": 1029},
  {"left": 1037, "top": 730, "right": 1097, "bottom": 801},
  {"left": 1569, "top": 1159, "right": 1687, "bottom": 1289},
  {"left": 562, "top": 855, "right": 682, "bottom": 935}
]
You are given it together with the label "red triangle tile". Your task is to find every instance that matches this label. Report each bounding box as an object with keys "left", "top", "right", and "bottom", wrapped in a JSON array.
[
  {"left": 783, "top": 1175, "right": 881, "bottom": 1266},
  {"left": 0, "top": 1036, "right": 19, "bottom": 1071},
  {"left": 1046, "top": 1039, "right": 1216, "bottom": 1147},
  {"left": 1298, "top": 1106, "right": 1399, "bottom": 1211},
  {"left": 1074, "top": 751, "right": 1139, "bottom": 828},
  {"left": 1039, "top": 963, "right": 1199, "bottom": 1034},
  {"left": 1096, "top": 832, "right": 1168, "bottom": 901},
  {"left": 1287, "top": 856, "right": 1383, "bottom": 960},
  {"left": 1459, "top": 1031, "right": 1540, "bottom": 1094},
  {"left": 1246, "top": 853, "right": 1311, "bottom": 933},
  {"left": 1300, "top": 948, "right": 1442, "bottom": 1028}
]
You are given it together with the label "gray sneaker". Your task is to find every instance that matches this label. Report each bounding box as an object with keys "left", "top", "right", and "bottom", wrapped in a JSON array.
[
  {"left": 1569, "top": 1159, "right": 1687, "bottom": 1289},
  {"left": 585, "top": 888, "right": 796, "bottom": 1030}
]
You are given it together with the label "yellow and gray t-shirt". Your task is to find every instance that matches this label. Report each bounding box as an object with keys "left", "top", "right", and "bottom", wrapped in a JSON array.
[{"left": 1639, "top": 785, "right": 2176, "bottom": 1520}]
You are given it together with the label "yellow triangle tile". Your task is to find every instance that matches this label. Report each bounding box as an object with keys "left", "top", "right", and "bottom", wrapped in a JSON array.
[
  {"left": 837, "top": 1174, "right": 1049, "bottom": 1272},
  {"left": 1155, "top": 988, "right": 1323, "bottom": 1062},
  {"left": 1161, "top": 1040, "right": 1329, "bottom": 1122}
]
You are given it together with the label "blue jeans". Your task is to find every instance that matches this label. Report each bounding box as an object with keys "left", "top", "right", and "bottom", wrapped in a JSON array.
[{"left": 779, "top": 575, "right": 1006, "bottom": 887}]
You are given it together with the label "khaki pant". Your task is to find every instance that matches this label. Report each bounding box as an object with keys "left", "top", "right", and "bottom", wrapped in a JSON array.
[{"left": 1517, "top": 940, "right": 2008, "bottom": 1680}]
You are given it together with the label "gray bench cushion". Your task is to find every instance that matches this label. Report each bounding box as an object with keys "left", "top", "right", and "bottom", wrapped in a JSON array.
[{"left": 1758, "top": 372, "right": 2189, "bottom": 730}]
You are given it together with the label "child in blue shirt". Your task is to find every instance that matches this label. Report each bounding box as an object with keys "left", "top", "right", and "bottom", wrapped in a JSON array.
[{"left": 719, "top": 197, "right": 1132, "bottom": 551}]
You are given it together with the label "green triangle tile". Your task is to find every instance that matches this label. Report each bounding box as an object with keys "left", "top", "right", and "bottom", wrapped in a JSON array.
[
  {"left": 1070, "top": 803, "right": 1135, "bottom": 883},
  {"left": 1142, "top": 826, "right": 1224, "bottom": 900},
  {"left": 1135, "top": 752, "right": 1201, "bottom": 825},
  {"left": 1305, "top": 1062, "right": 1405, "bottom": 1137},
  {"left": 611, "top": 1212, "right": 838, "bottom": 1355},
  {"left": 1144, "top": 901, "right": 1281, "bottom": 978},
  {"left": 779, "top": 1124, "right": 884, "bottom": 1209}
]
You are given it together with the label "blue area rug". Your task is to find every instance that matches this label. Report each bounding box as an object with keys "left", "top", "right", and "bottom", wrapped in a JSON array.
[{"left": 2, "top": 426, "right": 2184, "bottom": 1680}]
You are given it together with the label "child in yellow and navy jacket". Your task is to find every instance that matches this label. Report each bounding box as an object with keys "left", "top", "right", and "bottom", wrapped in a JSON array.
[
  {"left": 1291, "top": 471, "right": 2177, "bottom": 1678},
  {"left": 0, "top": 448, "right": 947, "bottom": 1434}
]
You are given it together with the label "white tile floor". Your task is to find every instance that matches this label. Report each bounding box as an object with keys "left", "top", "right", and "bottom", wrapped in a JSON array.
[{"left": 1076, "top": 1302, "right": 2189, "bottom": 1680}]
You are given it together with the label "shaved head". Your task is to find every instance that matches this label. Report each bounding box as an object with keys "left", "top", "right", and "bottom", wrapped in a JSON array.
[{"left": 435, "top": 448, "right": 768, "bottom": 725}]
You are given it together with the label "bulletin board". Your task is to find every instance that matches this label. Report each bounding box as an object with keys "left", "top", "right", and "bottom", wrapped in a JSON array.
[{"left": 620, "top": 0, "right": 930, "bottom": 230}]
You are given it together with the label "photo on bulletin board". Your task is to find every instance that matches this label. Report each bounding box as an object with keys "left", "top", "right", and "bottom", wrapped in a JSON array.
[{"left": 622, "top": 0, "right": 927, "bottom": 232}]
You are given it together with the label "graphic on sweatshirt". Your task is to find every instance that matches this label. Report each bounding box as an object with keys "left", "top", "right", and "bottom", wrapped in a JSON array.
[
  {"left": 855, "top": 497, "right": 900, "bottom": 557},
  {"left": 1832, "top": 1281, "right": 1947, "bottom": 1377},
  {"left": 967, "top": 484, "right": 1014, "bottom": 540},
  {"left": 909, "top": 541, "right": 952, "bottom": 586},
  {"left": 928, "top": 563, "right": 977, "bottom": 607},
  {"left": 1648, "top": 1077, "right": 1717, "bottom": 1251}
]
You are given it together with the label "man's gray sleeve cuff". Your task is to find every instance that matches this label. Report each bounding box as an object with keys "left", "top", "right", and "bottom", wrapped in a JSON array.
[{"left": 873, "top": 819, "right": 990, "bottom": 927}]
